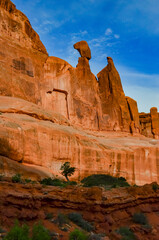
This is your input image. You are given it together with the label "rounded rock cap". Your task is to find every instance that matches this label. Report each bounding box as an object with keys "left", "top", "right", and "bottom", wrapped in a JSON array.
[{"left": 73, "top": 40, "right": 91, "bottom": 60}]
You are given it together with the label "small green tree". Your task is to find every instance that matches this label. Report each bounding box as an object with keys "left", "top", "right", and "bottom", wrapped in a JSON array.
[
  {"left": 69, "top": 229, "right": 88, "bottom": 240},
  {"left": 4, "top": 220, "right": 30, "bottom": 240},
  {"left": 32, "top": 222, "right": 51, "bottom": 240},
  {"left": 60, "top": 162, "right": 75, "bottom": 181}
]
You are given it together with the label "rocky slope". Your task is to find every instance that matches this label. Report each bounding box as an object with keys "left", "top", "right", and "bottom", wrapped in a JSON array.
[{"left": 0, "top": 181, "right": 159, "bottom": 239}]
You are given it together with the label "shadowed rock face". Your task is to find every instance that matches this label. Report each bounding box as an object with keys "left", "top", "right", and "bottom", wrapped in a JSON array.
[{"left": 0, "top": 0, "right": 159, "bottom": 184}]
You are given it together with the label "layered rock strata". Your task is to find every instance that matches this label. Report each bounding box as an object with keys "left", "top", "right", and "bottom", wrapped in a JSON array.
[
  {"left": 0, "top": 96, "right": 159, "bottom": 185},
  {"left": 0, "top": 181, "right": 159, "bottom": 240}
]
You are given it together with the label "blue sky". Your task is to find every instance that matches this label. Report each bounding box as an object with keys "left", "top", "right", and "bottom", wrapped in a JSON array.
[{"left": 12, "top": 0, "right": 159, "bottom": 112}]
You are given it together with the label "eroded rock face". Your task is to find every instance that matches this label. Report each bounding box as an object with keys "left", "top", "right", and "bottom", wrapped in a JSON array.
[
  {"left": 0, "top": 0, "right": 48, "bottom": 104},
  {"left": 0, "top": 96, "right": 159, "bottom": 185},
  {"left": 97, "top": 57, "right": 135, "bottom": 132},
  {"left": 42, "top": 55, "right": 103, "bottom": 130},
  {"left": 140, "top": 108, "right": 159, "bottom": 139},
  {"left": 73, "top": 40, "right": 91, "bottom": 60}
]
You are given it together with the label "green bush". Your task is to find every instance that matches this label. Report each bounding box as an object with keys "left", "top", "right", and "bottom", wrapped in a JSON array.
[
  {"left": 152, "top": 183, "right": 158, "bottom": 192},
  {"left": 45, "top": 212, "right": 53, "bottom": 220},
  {"left": 0, "top": 174, "right": 4, "bottom": 181},
  {"left": 40, "top": 178, "right": 77, "bottom": 187},
  {"left": 4, "top": 221, "right": 51, "bottom": 240},
  {"left": 68, "top": 212, "right": 93, "bottom": 232},
  {"left": 32, "top": 222, "right": 51, "bottom": 240},
  {"left": 81, "top": 174, "right": 130, "bottom": 189},
  {"left": 132, "top": 212, "right": 148, "bottom": 226},
  {"left": 24, "top": 179, "right": 32, "bottom": 184},
  {"left": 115, "top": 226, "right": 136, "bottom": 240},
  {"left": 54, "top": 213, "right": 69, "bottom": 227},
  {"left": 69, "top": 229, "right": 88, "bottom": 240},
  {"left": 4, "top": 220, "right": 30, "bottom": 240},
  {"left": 12, "top": 174, "right": 22, "bottom": 183}
]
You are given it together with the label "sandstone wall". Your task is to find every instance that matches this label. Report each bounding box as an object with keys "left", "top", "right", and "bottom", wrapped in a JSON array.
[
  {"left": 140, "top": 107, "right": 159, "bottom": 139},
  {"left": 0, "top": 96, "right": 159, "bottom": 186},
  {"left": 0, "top": 0, "right": 48, "bottom": 104}
]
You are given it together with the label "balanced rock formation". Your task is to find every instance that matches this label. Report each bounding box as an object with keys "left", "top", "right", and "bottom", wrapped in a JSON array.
[
  {"left": 73, "top": 40, "right": 91, "bottom": 60},
  {"left": 0, "top": 0, "right": 159, "bottom": 185},
  {"left": 140, "top": 107, "right": 159, "bottom": 139}
]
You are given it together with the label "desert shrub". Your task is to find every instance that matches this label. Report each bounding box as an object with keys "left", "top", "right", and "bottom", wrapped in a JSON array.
[
  {"left": 81, "top": 174, "right": 130, "bottom": 189},
  {"left": 132, "top": 212, "right": 149, "bottom": 226},
  {"left": 32, "top": 222, "right": 51, "bottom": 240},
  {"left": 4, "top": 220, "right": 30, "bottom": 240},
  {"left": 0, "top": 174, "right": 4, "bottom": 181},
  {"left": 24, "top": 178, "right": 32, "bottom": 184},
  {"left": 116, "top": 226, "right": 136, "bottom": 240},
  {"left": 12, "top": 173, "right": 22, "bottom": 183},
  {"left": 69, "top": 229, "right": 88, "bottom": 240},
  {"left": 4, "top": 221, "right": 51, "bottom": 240},
  {"left": 0, "top": 226, "right": 6, "bottom": 233},
  {"left": 68, "top": 212, "right": 93, "bottom": 232},
  {"left": 152, "top": 183, "right": 158, "bottom": 192},
  {"left": 40, "top": 178, "right": 64, "bottom": 186},
  {"left": 45, "top": 212, "right": 53, "bottom": 220},
  {"left": 54, "top": 213, "right": 69, "bottom": 227},
  {"left": 40, "top": 178, "right": 77, "bottom": 187}
]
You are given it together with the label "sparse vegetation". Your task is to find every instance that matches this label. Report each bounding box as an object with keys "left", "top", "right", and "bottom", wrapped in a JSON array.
[
  {"left": 45, "top": 212, "right": 53, "bottom": 220},
  {"left": 0, "top": 174, "right": 4, "bottom": 181},
  {"left": 152, "top": 183, "right": 158, "bottom": 192},
  {"left": 68, "top": 212, "right": 94, "bottom": 232},
  {"left": 12, "top": 173, "right": 22, "bottom": 183},
  {"left": 4, "top": 221, "right": 51, "bottom": 240},
  {"left": 40, "top": 177, "right": 77, "bottom": 187},
  {"left": 115, "top": 226, "right": 136, "bottom": 240},
  {"left": 81, "top": 174, "right": 130, "bottom": 189},
  {"left": 60, "top": 162, "right": 76, "bottom": 181},
  {"left": 32, "top": 222, "right": 51, "bottom": 240},
  {"left": 54, "top": 213, "right": 69, "bottom": 227},
  {"left": 132, "top": 212, "right": 151, "bottom": 229},
  {"left": 4, "top": 220, "right": 30, "bottom": 240},
  {"left": 69, "top": 229, "right": 88, "bottom": 240}
]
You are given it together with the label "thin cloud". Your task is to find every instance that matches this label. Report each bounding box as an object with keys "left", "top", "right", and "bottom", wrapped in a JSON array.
[
  {"left": 105, "top": 28, "right": 113, "bottom": 35},
  {"left": 114, "top": 34, "right": 120, "bottom": 39}
]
